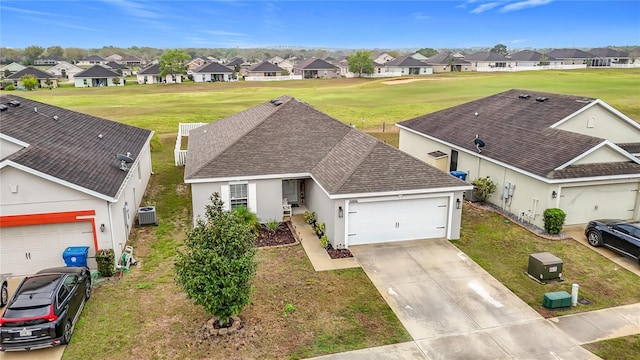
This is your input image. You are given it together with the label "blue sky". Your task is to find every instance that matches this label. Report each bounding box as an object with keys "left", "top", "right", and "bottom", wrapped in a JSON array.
[{"left": 1, "top": 1, "right": 638, "bottom": 50}]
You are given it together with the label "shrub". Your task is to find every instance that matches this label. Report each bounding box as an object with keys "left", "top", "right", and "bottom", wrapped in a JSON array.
[
  {"left": 314, "top": 222, "right": 325, "bottom": 237},
  {"left": 471, "top": 177, "right": 497, "bottom": 203},
  {"left": 319, "top": 234, "right": 330, "bottom": 249},
  {"left": 543, "top": 208, "right": 566, "bottom": 234},
  {"left": 303, "top": 211, "right": 316, "bottom": 224},
  {"left": 233, "top": 206, "right": 261, "bottom": 236},
  {"left": 4, "top": 84, "right": 15, "bottom": 91},
  {"left": 95, "top": 249, "right": 115, "bottom": 277},
  {"left": 265, "top": 220, "right": 281, "bottom": 236}
]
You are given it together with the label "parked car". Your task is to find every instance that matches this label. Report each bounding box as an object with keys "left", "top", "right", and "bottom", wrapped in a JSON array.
[
  {"left": 585, "top": 219, "right": 640, "bottom": 264},
  {"left": 0, "top": 267, "right": 91, "bottom": 351},
  {"left": 0, "top": 274, "right": 8, "bottom": 307}
]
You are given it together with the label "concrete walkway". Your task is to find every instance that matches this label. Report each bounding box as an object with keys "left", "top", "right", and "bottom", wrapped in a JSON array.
[{"left": 305, "top": 239, "right": 640, "bottom": 360}]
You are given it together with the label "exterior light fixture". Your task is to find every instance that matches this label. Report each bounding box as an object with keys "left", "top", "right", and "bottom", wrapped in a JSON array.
[
  {"left": 100, "top": 224, "right": 105, "bottom": 232},
  {"left": 456, "top": 198, "right": 461, "bottom": 209},
  {"left": 552, "top": 191, "right": 557, "bottom": 199},
  {"left": 338, "top": 206, "right": 344, "bottom": 218}
]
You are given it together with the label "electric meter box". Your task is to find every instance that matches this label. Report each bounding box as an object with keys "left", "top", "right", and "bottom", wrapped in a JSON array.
[{"left": 528, "top": 252, "right": 563, "bottom": 281}]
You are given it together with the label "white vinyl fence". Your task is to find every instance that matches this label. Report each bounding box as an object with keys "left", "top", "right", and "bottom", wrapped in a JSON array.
[{"left": 175, "top": 122, "right": 207, "bottom": 166}]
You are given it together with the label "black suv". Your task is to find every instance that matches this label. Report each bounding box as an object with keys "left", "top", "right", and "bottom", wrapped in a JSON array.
[
  {"left": 585, "top": 219, "right": 640, "bottom": 264},
  {"left": 0, "top": 267, "right": 91, "bottom": 351}
]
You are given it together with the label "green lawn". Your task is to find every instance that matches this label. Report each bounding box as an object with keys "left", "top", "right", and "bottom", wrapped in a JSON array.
[{"left": 13, "top": 68, "right": 640, "bottom": 135}]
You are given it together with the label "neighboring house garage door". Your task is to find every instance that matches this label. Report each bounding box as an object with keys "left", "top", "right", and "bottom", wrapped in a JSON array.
[
  {"left": 559, "top": 183, "right": 638, "bottom": 225},
  {"left": 347, "top": 197, "right": 449, "bottom": 246},
  {"left": 0, "top": 222, "right": 94, "bottom": 276}
]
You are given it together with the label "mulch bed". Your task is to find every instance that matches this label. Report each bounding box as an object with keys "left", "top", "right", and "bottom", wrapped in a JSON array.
[
  {"left": 325, "top": 245, "right": 353, "bottom": 259},
  {"left": 255, "top": 222, "right": 297, "bottom": 247}
]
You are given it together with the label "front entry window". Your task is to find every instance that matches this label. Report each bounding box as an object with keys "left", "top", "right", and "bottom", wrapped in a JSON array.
[{"left": 229, "top": 183, "right": 248, "bottom": 209}]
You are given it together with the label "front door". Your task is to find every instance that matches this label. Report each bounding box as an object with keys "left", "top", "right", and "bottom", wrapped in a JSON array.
[{"left": 282, "top": 180, "right": 298, "bottom": 204}]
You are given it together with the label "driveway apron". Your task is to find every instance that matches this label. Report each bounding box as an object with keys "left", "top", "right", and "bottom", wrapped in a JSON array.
[{"left": 348, "top": 239, "right": 600, "bottom": 360}]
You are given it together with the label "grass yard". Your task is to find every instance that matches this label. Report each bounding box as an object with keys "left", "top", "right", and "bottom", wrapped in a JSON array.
[
  {"left": 13, "top": 68, "right": 640, "bottom": 135},
  {"left": 582, "top": 335, "right": 640, "bottom": 360},
  {"left": 455, "top": 205, "right": 640, "bottom": 318},
  {"left": 63, "top": 135, "right": 410, "bottom": 360}
]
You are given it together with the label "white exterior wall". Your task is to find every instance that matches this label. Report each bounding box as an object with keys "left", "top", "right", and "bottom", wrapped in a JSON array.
[
  {"left": 555, "top": 105, "right": 640, "bottom": 143},
  {"left": 192, "top": 73, "right": 230, "bottom": 82},
  {"left": 304, "top": 179, "right": 340, "bottom": 247},
  {"left": 573, "top": 146, "right": 632, "bottom": 165},
  {"left": 0, "top": 138, "right": 23, "bottom": 159}
]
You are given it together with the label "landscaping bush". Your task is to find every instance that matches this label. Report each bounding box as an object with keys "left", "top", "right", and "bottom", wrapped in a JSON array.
[
  {"left": 4, "top": 84, "right": 15, "bottom": 91},
  {"left": 471, "top": 177, "right": 497, "bottom": 203},
  {"left": 543, "top": 208, "right": 566, "bottom": 234},
  {"left": 95, "top": 249, "right": 115, "bottom": 277}
]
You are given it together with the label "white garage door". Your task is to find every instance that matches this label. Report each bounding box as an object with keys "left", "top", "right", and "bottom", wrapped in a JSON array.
[
  {"left": 0, "top": 222, "right": 95, "bottom": 276},
  {"left": 559, "top": 183, "right": 637, "bottom": 225},
  {"left": 347, "top": 197, "right": 449, "bottom": 246}
]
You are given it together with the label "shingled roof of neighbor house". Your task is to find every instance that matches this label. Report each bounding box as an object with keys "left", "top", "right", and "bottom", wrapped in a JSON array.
[
  {"left": 74, "top": 65, "right": 121, "bottom": 78},
  {"left": 397, "top": 89, "right": 640, "bottom": 180},
  {"left": 192, "top": 62, "right": 233, "bottom": 73},
  {"left": 6, "top": 66, "right": 54, "bottom": 80},
  {"left": 247, "top": 61, "right": 283, "bottom": 72},
  {"left": 185, "top": 96, "right": 469, "bottom": 195},
  {"left": 0, "top": 95, "right": 153, "bottom": 200},
  {"left": 465, "top": 51, "right": 510, "bottom": 61},
  {"left": 294, "top": 58, "right": 337, "bottom": 70},
  {"left": 508, "top": 50, "right": 556, "bottom": 62}
]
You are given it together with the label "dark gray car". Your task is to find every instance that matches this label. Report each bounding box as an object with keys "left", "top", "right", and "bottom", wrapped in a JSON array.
[
  {"left": 0, "top": 267, "right": 91, "bottom": 351},
  {"left": 585, "top": 219, "right": 640, "bottom": 264}
]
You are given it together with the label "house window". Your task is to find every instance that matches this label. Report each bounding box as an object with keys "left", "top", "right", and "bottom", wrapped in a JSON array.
[
  {"left": 450, "top": 150, "right": 458, "bottom": 171},
  {"left": 229, "top": 183, "right": 248, "bottom": 209}
]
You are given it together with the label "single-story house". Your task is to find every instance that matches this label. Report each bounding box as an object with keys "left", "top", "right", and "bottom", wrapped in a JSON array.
[
  {"left": 245, "top": 61, "right": 284, "bottom": 78},
  {"left": 508, "top": 50, "right": 561, "bottom": 67},
  {"left": 191, "top": 62, "right": 233, "bottom": 82},
  {"left": 121, "top": 55, "right": 144, "bottom": 67},
  {"left": 105, "top": 54, "right": 123, "bottom": 63},
  {"left": 372, "top": 52, "right": 395, "bottom": 64},
  {"left": 545, "top": 48, "right": 592, "bottom": 65},
  {"left": 77, "top": 55, "right": 107, "bottom": 66},
  {"left": 184, "top": 96, "right": 471, "bottom": 249},
  {"left": 426, "top": 52, "right": 472, "bottom": 73},
  {"left": 0, "top": 62, "right": 26, "bottom": 78},
  {"left": 224, "top": 56, "right": 245, "bottom": 70},
  {"left": 34, "top": 55, "right": 65, "bottom": 66},
  {"left": 187, "top": 57, "right": 208, "bottom": 72},
  {"left": 136, "top": 64, "right": 182, "bottom": 84},
  {"left": 384, "top": 54, "right": 433, "bottom": 75},
  {"left": 397, "top": 89, "right": 640, "bottom": 228},
  {"left": 47, "top": 61, "right": 84, "bottom": 82},
  {"left": 6, "top": 67, "right": 58, "bottom": 88},
  {"left": 588, "top": 48, "right": 631, "bottom": 66},
  {"left": 268, "top": 57, "right": 295, "bottom": 74},
  {"left": 464, "top": 51, "right": 513, "bottom": 70},
  {"left": 293, "top": 58, "right": 339, "bottom": 79},
  {"left": 104, "top": 61, "right": 133, "bottom": 76},
  {"left": 74, "top": 65, "right": 124, "bottom": 87},
  {"left": 0, "top": 95, "right": 154, "bottom": 275}
]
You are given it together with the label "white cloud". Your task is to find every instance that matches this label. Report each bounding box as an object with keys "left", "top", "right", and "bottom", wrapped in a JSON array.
[
  {"left": 204, "top": 30, "right": 247, "bottom": 37},
  {"left": 2, "top": 5, "right": 59, "bottom": 17},
  {"left": 413, "top": 12, "right": 431, "bottom": 21},
  {"left": 471, "top": 2, "right": 502, "bottom": 14},
  {"left": 103, "top": 0, "right": 162, "bottom": 19},
  {"left": 500, "top": 0, "right": 553, "bottom": 13},
  {"left": 17, "top": 15, "right": 101, "bottom": 32}
]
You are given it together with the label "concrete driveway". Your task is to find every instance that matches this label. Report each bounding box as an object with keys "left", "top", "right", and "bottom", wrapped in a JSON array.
[
  {"left": 346, "top": 239, "right": 599, "bottom": 360},
  {"left": 563, "top": 225, "right": 640, "bottom": 277},
  {"left": 0, "top": 277, "right": 65, "bottom": 360}
]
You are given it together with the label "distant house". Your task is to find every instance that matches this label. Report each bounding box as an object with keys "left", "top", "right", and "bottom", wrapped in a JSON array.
[
  {"left": 225, "top": 56, "right": 245, "bottom": 69},
  {"left": 136, "top": 64, "right": 182, "bottom": 84},
  {"left": 121, "top": 55, "right": 144, "bottom": 67},
  {"left": 269, "top": 58, "right": 295, "bottom": 74},
  {"left": 47, "top": 61, "right": 84, "bottom": 82},
  {"left": 77, "top": 55, "right": 107, "bottom": 66},
  {"left": 6, "top": 67, "right": 57, "bottom": 88},
  {"left": 191, "top": 62, "right": 233, "bottom": 82},
  {"left": 508, "top": 50, "right": 561, "bottom": 67},
  {"left": 0, "top": 62, "right": 26, "bottom": 78},
  {"left": 384, "top": 54, "right": 433, "bottom": 76},
  {"left": 105, "top": 54, "right": 123, "bottom": 62},
  {"left": 293, "top": 58, "right": 339, "bottom": 79},
  {"left": 104, "top": 61, "right": 133, "bottom": 76},
  {"left": 464, "top": 51, "right": 513, "bottom": 70},
  {"left": 372, "top": 52, "right": 395, "bottom": 64},
  {"left": 34, "top": 55, "right": 65, "bottom": 66},
  {"left": 74, "top": 65, "right": 124, "bottom": 87},
  {"left": 187, "top": 57, "right": 208, "bottom": 73},
  {"left": 426, "top": 52, "right": 472, "bottom": 73},
  {"left": 245, "top": 61, "right": 284, "bottom": 78},
  {"left": 545, "top": 48, "right": 592, "bottom": 65},
  {"left": 589, "top": 48, "right": 631, "bottom": 66}
]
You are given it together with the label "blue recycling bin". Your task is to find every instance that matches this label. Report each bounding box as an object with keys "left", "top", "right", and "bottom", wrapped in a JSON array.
[
  {"left": 450, "top": 171, "right": 467, "bottom": 181},
  {"left": 62, "top": 246, "right": 89, "bottom": 267}
]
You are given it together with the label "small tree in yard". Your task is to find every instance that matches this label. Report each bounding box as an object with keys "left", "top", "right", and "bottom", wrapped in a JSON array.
[
  {"left": 21, "top": 74, "right": 38, "bottom": 90},
  {"left": 159, "top": 49, "right": 190, "bottom": 81},
  {"left": 112, "top": 77, "right": 121, "bottom": 86},
  {"left": 543, "top": 208, "right": 566, "bottom": 235},
  {"left": 471, "top": 177, "right": 497, "bottom": 203},
  {"left": 175, "top": 193, "right": 257, "bottom": 327},
  {"left": 347, "top": 50, "right": 374, "bottom": 77}
]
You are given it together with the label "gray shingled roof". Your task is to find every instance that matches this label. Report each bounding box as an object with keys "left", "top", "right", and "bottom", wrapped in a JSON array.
[
  {"left": 105, "top": 61, "right": 129, "bottom": 70},
  {"left": 545, "top": 48, "right": 593, "bottom": 59},
  {"left": 385, "top": 54, "right": 430, "bottom": 67},
  {"left": 426, "top": 52, "right": 470, "bottom": 65},
  {"left": 192, "top": 62, "right": 233, "bottom": 73},
  {"left": 226, "top": 57, "right": 245, "bottom": 67},
  {"left": 465, "top": 51, "right": 510, "bottom": 61},
  {"left": 0, "top": 95, "right": 152, "bottom": 199},
  {"left": 82, "top": 55, "right": 106, "bottom": 61},
  {"left": 247, "top": 61, "right": 283, "bottom": 72},
  {"left": 75, "top": 65, "right": 121, "bottom": 78},
  {"left": 508, "top": 50, "right": 556, "bottom": 62},
  {"left": 6, "top": 66, "right": 54, "bottom": 80},
  {"left": 398, "top": 89, "right": 640, "bottom": 180},
  {"left": 589, "top": 48, "right": 629, "bottom": 58},
  {"left": 185, "top": 97, "right": 468, "bottom": 195},
  {"left": 137, "top": 64, "right": 161, "bottom": 75},
  {"left": 294, "top": 58, "right": 337, "bottom": 70}
]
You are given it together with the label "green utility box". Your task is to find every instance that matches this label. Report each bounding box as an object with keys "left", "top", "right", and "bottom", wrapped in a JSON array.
[
  {"left": 528, "top": 252, "right": 563, "bottom": 282},
  {"left": 543, "top": 291, "right": 572, "bottom": 309}
]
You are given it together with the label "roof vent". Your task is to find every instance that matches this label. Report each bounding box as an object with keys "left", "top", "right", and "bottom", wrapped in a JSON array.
[
  {"left": 0, "top": 104, "right": 7, "bottom": 112},
  {"left": 8, "top": 100, "right": 20, "bottom": 107},
  {"left": 536, "top": 97, "right": 548, "bottom": 102},
  {"left": 273, "top": 100, "right": 283, "bottom": 106},
  {"left": 518, "top": 94, "right": 530, "bottom": 99}
]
